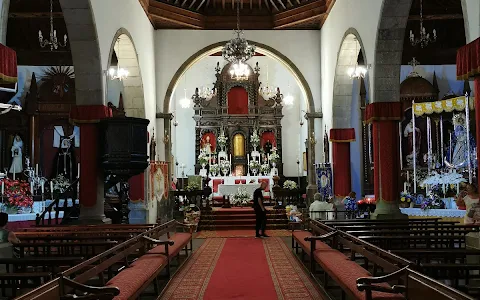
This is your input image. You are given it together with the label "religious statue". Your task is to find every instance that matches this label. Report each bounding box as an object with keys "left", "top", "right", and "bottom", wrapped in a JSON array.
[
  {"left": 150, "top": 129, "right": 156, "bottom": 162},
  {"left": 323, "top": 127, "right": 329, "bottom": 163},
  {"left": 446, "top": 113, "right": 472, "bottom": 169},
  {"left": 404, "top": 119, "right": 421, "bottom": 167},
  {"left": 201, "top": 135, "right": 213, "bottom": 154},
  {"left": 51, "top": 137, "right": 77, "bottom": 182},
  {"left": 263, "top": 141, "right": 273, "bottom": 154},
  {"left": 9, "top": 135, "right": 23, "bottom": 174}
]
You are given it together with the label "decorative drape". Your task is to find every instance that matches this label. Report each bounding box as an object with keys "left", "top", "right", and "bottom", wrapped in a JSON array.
[
  {"left": 150, "top": 161, "right": 169, "bottom": 201},
  {"left": 413, "top": 96, "right": 474, "bottom": 116},
  {"left": 0, "top": 44, "right": 17, "bottom": 85},
  {"left": 227, "top": 87, "right": 248, "bottom": 114},
  {"left": 129, "top": 173, "right": 144, "bottom": 202},
  {"left": 70, "top": 105, "right": 113, "bottom": 207},
  {"left": 366, "top": 102, "right": 401, "bottom": 203},
  {"left": 330, "top": 128, "right": 355, "bottom": 197}
]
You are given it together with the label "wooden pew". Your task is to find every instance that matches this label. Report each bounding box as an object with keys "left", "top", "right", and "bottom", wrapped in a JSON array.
[
  {"left": 14, "top": 220, "right": 194, "bottom": 300},
  {"left": 22, "top": 224, "right": 155, "bottom": 231}
]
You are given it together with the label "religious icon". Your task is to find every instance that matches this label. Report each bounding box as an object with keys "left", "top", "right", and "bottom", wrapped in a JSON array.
[
  {"left": 404, "top": 119, "right": 421, "bottom": 167},
  {"left": 201, "top": 135, "right": 213, "bottom": 154},
  {"left": 150, "top": 129, "right": 157, "bottom": 162},
  {"left": 9, "top": 135, "right": 23, "bottom": 174}
]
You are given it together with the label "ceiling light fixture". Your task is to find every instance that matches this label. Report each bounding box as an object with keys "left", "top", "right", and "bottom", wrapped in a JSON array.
[
  {"left": 258, "top": 64, "right": 275, "bottom": 99},
  {"left": 347, "top": 38, "right": 368, "bottom": 79},
  {"left": 106, "top": 39, "right": 129, "bottom": 81},
  {"left": 38, "top": 0, "right": 67, "bottom": 51},
  {"left": 179, "top": 88, "right": 191, "bottom": 109},
  {"left": 410, "top": 0, "right": 436, "bottom": 48}
]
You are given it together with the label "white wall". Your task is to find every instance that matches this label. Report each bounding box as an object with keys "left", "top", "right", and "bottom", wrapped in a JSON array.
[
  {"left": 0, "top": 0, "right": 8, "bottom": 44},
  {"left": 463, "top": 0, "right": 480, "bottom": 42},
  {"left": 171, "top": 56, "right": 308, "bottom": 177}
]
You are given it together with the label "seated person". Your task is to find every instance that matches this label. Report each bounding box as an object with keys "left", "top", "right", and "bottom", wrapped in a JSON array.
[
  {"left": 343, "top": 192, "right": 358, "bottom": 219},
  {"left": 309, "top": 193, "right": 334, "bottom": 220},
  {"left": 0, "top": 213, "right": 20, "bottom": 266}
]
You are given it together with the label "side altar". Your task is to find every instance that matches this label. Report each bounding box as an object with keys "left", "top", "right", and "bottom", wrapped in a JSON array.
[{"left": 192, "top": 62, "right": 284, "bottom": 177}]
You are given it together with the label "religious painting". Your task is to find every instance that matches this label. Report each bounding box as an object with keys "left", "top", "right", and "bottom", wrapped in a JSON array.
[
  {"left": 200, "top": 132, "right": 216, "bottom": 154},
  {"left": 227, "top": 87, "right": 248, "bottom": 114},
  {"left": 316, "top": 165, "right": 332, "bottom": 198},
  {"left": 150, "top": 162, "right": 169, "bottom": 201}
]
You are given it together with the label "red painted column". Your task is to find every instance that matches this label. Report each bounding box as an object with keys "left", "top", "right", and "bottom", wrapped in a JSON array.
[
  {"left": 70, "top": 105, "right": 112, "bottom": 208},
  {"left": 475, "top": 77, "right": 480, "bottom": 189},
  {"left": 365, "top": 102, "right": 402, "bottom": 204},
  {"left": 330, "top": 128, "right": 355, "bottom": 197}
]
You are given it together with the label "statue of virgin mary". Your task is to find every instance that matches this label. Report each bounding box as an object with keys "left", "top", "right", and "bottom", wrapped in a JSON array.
[{"left": 9, "top": 135, "right": 23, "bottom": 174}]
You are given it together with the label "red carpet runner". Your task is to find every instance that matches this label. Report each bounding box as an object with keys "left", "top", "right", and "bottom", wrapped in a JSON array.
[{"left": 159, "top": 237, "right": 323, "bottom": 300}]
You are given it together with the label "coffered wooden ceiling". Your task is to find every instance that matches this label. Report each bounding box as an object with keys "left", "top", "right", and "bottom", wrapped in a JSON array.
[{"left": 138, "top": 0, "right": 336, "bottom": 29}]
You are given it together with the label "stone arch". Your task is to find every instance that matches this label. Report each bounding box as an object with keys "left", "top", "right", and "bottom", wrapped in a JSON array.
[
  {"left": 162, "top": 41, "right": 315, "bottom": 114},
  {"left": 59, "top": 0, "right": 103, "bottom": 106},
  {"left": 106, "top": 28, "right": 145, "bottom": 118},
  {"left": 332, "top": 28, "right": 368, "bottom": 128}
]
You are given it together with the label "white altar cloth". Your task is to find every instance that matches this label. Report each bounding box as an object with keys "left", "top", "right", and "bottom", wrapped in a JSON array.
[
  {"left": 400, "top": 208, "right": 466, "bottom": 218},
  {"left": 218, "top": 184, "right": 260, "bottom": 198},
  {"left": 209, "top": 176, "right": 273, "bottom": 187},
  {"left": 7, "top": 212, "right": 64, "bottom": 222}
]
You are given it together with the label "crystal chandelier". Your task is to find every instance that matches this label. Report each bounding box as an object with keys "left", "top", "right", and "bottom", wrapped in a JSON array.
[
  {"left": 410, "top": 0, "right": 436, "bottom": 48},
  {"left": 347, "top": 38, "right": 368, "bottom": 79},
  {"left": 179, "top": 88, "right": 191, "bottom": 108},
  {"left": 258, "top": 64, "right": 275, "bottom": 99},
  {"left": 107, "top": 39, "right": 129, "bottom": 81},
  {"left": 38, "top": 0, "right": 67, "bottom": 51},
  {"left": 222, "top": 0, "right": 255, "bottom": 80}
]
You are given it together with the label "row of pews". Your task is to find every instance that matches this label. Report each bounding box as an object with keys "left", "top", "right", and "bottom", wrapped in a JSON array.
[
  {"left": 292, "top": 218, "right": 479, "bottom": 300},
  {"left": 0, "top": 221, "right": 193, "bottom": 299}
]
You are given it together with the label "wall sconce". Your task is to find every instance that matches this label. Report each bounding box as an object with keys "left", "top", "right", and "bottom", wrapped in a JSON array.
[{"left": 309, "top": 132, "right": 316, "bottom": 145}]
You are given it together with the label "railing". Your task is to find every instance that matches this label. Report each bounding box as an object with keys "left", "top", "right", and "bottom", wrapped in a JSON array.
[
  {"left": 299, "top": 209, "right": 370, "bottom": 221},
  {"left": 35, "top": 178, "right": 80, "bottom": 226}
]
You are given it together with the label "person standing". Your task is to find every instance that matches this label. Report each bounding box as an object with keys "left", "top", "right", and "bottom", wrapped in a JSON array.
[{"left": 253, "top": 182, "right": 269, "bottom": 238}]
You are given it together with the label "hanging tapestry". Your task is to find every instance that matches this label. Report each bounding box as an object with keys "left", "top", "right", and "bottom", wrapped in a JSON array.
[
  {"left": 150, "top": 162, "right": 169, "bottom": 201},
  {"left": 316, "top": 164, "right": 333, "bottom": 199}
]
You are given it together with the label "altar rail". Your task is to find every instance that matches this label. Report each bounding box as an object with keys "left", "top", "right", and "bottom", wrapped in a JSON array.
[{"left": 35, "top": 178, "right": 79, "bottom": 226}]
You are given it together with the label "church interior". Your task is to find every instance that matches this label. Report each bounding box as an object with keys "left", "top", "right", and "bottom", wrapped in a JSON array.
[{"left": 0, "top": 0, "right": 480, "bottom": 299}]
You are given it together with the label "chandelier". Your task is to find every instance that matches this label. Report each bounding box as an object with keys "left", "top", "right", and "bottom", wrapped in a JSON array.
[
  {"left": 199, "top": 86, "right": 216, "bottom": 100},
  {"left": 107, "top": 39, "right": 129, "bottom": 81},
  {"left": 347, "top": 38, "right": 368, "bottom": 79},
  {"left": 38, "top": 0, "right": 67, "bottom": 51},
  {"left": 222, "top": 0, "right": 255, "bottom": 80},
  {"left": 409, "top": 0, "right": 436, "bottom": 48},
  {"left": 179, "top": 88, "right": 191, "bottom": 108},
  {"left": 258, "top": 64, "right": 275, "bottom": 99}
]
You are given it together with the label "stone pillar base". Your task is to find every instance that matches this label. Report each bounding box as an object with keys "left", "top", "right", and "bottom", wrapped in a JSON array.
[{"left": 371, "top": 201, "right": 407, "bottom": 220}]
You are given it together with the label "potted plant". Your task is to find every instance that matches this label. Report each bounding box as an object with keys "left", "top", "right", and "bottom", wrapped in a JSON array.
[
  {"left": 283, "top": 180, "right": 298, "bottom": 190},
  {"left": 249, "top": 160, "right": 260, "bottom": 175},
  {"left": 1, "top": 178, "right": 33, "bottom": 214}
]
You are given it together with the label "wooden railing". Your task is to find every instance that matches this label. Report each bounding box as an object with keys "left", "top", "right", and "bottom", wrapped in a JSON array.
[{"left": 35, "top": 178, "right": 79, "bottom": 226}]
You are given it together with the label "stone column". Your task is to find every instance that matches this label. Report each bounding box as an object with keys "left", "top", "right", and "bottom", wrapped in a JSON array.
[
  {"left": 305, "top": 112, "right": 322, "bottom": 204},
  {"left": 70, "top": 105, "right": 112, "bottom": 223},
  {"left": 0, "top": 0, "right": 9, "bottom": 44},
  {"left": 156, "top": 113, "right": 173, "bottom": 174},
  {"left": 330, "top": 128, "right": 355, "bottom": 197},
  {"left": 365, "top": 102, "right": 406, "bottom": 219}
]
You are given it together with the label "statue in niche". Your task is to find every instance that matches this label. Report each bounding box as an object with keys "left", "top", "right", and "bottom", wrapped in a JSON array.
[
  {"left": 51, "top": 137, "right": 77, "bottom": 182},
  {"left": 404, "top": 119, "right": 421, "bottom": 167},
  {"left": 446, "top": 113, "right": 474, "bottom": 169},
  {"left": 201, "top": 135, "right": 213, "bottom": 154},
  {"left": 263, "top": 141, "right": 273, "bottom": 155},
  {"left": 9, "top": 135, "right": 23, "bottom": 174},
  {"left": 150, "top": 129, "right": 156, "bottom": 162}
]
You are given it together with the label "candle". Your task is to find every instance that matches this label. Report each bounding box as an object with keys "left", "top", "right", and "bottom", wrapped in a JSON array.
[
  {"left": 77, "top": 163, "right": 80, "bottom": 178},
  {"left": 13, "top": 164, "right": 15, "bottom": 181},
  {"left": 31, "top": 182, "right": 34, "bottom": 195},
  {"left": 35, "top": 164, "right": 38, "bottom": 176},
  {"left": 407, "top": 171, "right": 409, "bottom": 182},
  {"left": 457, "top": 183, "right": 460, "bottom": 194},
  {"left": 449, "top": 132, "right": 452, "bottom": 162},
  {"left": 403, "top": 182, "right": 407, "bottom": 193},
  {"left": 41, "top": 181, "right": 44, "bottom": 194},
  {"left": 50, "top": 181, "right": 54, "bottom": 196},
  {"left": 1, "top": 182, "right": 3, "bottom": 195}
]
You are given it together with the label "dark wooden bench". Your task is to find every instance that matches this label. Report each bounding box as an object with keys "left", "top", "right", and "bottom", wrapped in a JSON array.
[
  {"left": 15, "top": 241, "right": 118, "bottom": 258},
  {"left": 23, "top": 224, "right": 155, "bottom": 232},
  {"left": 358, "top": 235, "right": 466, "bottom": 249},
  {"left": 14, "top": 220, "right": 194, "bottom": 300},
  {"left": 293, "top": 220, "right": 410, "bottom": 300},
  {"left": 0, "top": 272, "right": 52, "bottom": 298}
]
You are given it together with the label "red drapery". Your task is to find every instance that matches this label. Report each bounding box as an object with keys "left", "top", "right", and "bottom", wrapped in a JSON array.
[
  {"left": 260, "top": 132, "right": 276, "bottom": 148},
  {"left": 0, "top": 44, "right": 17, "bottom": 85},
  {"left": 227, "top": 87, "right": 248, "bottom": 114},
  {"left": 365, "top": 102, "right": 401, "bottom": 203},
  {"left": 330, "top": 128, "right": 355, "bottom": 197},
  {"left": 70, "top": 105, "right": 113, "bottom": 207},
  {"left": 128, "top": 173, "right": 144, "bottom": 202},
  {"left": 457, "top": 38, "right": 480, "bottom": 188}
]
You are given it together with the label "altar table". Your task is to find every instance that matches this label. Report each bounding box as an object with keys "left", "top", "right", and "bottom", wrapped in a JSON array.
[
  {"left": 218, "top": 184, "right": 260, "bottom": 198},
  {"left": 400, "top": 208, "right": 465, "bottom": 224}
]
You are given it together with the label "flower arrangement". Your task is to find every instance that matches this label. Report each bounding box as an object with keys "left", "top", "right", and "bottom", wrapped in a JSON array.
[
  {"left": 231, "top": 187, "right": 250, "bottom": 206},
  {"left": 269, "top": 148, "right": 280, "bottom": 164},
  {"left": 219, "top": 160, "right": 230, "bottom": 174},
  {"left": 260, "top": 163, "right": 271, "bottom": 174},
  {"left": 421, "top": 193, "right": 445, "bottom": 210},
  {"left": 1, "top": 178, "right": 33, "bottom": 210},
  {"left": 400, "top": 192, "right": 415, "bottom": 204},
  {"left": 52, "top": 174, "right": 70, "bottom": 194},
  {"left": 218, "top": 133, "right": 228, "bottom": 148},
  {"left": 185, "top": 181, "right": 201, "bottom": 192},
  {"left": 250, "top": 130, "right": 260, "bottom": 147},
  {"left": 198, "top": 152, "right": 209, "bottom": 166},
  {"left": 283, "top": 180, "right": 297, "bottom": 190},
  {"left": 210, "top": 164, "right": 220, "bottom": 175},
  {"left": 249, "top": 160, "right": 260, "bottom": 172}
]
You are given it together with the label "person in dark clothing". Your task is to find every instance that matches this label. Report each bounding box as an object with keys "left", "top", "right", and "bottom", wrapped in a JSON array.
[{"left": 253, "top": 182, "right": 269, "bottom": 238}]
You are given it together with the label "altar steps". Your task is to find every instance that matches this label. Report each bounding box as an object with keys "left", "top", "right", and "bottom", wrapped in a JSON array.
[{"left": 198, "top": 208, "right": 288, "bottom": 230}]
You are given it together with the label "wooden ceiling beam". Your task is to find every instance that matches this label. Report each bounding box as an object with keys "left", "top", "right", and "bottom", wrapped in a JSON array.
[
  {"left": 264, "top": 0, "right": 270, "bottom": 10},
  {"left": 276, "top": 0, "right": 286, "bottom": 10},
  {"left": 196, "top": 0, "right": 206, "bottom": 10},
  {"left": 222, "top": 0, "right": 225, "bottom": 10},
  {"left": 274, "top": 1, "right": 326, "bottom": 28},
  {"left": 269, "top": 0, "right": 279, "bottom": 11},
  {"left": 250, "top": 0, "right": 253, "bottom": 10},
  {"left": 8, "top": 12, "right": 63, "bottom": 18},
  {"left": 286, "top": 0, "right": 293, "bottom": 7},
  {"left": 189, "top": 0, "right": 198, "bottom": 9},
  {"left": 148, "top": 4, "right": 205, "bottom": 28},
  {"left": 205, "top": 15, "right": 273, "bottom": 29},
  {"left": 408, "top": 14, "right": 463, "bottom": 21},
  {"left": 181, "top": 0, "right": 188, "bottom": 6}
]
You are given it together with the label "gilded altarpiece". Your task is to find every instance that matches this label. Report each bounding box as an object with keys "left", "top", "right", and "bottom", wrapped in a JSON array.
[{"left": 193, "top": 62, "right": 284, "bottom": 175}]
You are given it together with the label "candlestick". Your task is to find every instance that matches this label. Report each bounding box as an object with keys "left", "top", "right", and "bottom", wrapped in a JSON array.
[
  {"left": 1, "top": 181, "right": 3, "bottom": 195},
  {"left": 41, "top": 181, "right": 44, "bottom": 194}
]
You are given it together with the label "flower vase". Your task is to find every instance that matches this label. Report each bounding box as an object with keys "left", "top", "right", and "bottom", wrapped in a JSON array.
[
  {"left": 201, "top": 163, "right": 206, "bottom": 170},
  {"left": 252, "top": 169, "right": 258, "bottom": 176},
  {"left": 5, "top": 207, "right": 17, "bottom": 214}
]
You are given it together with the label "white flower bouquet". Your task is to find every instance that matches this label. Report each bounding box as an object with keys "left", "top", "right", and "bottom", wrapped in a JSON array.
[
  {"left": 218, "top": 134, "right": 228, "bottom": 148},
  {"left": 231, "top": 187, "right": 250, "bottom": 206},
  {"left": 269, "top": 151, "right": 280, "bottom": 163},
  {"left": 198, "top": 152, "right": 209, "bottom": 165},
  {"left": 210, "top": 163, "right": 220, "bottom": 175},
  {"left": 219, "top": 160, "right": 230, "bottom": 174},
  {"left": 250, "top": 130, "right": 260, "bottom": 147},
  {"left": 260, "top": 163, "right": 271, "bottom": 174},
  {"left": 283, "top": 180, "right": 298, "bottom": 190},
  {"left": 53, "top": 174, "right": 70, "bottom": 193},
  {"left": 249, "top": 160, "right": 260, "bottom": 171}
]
